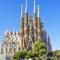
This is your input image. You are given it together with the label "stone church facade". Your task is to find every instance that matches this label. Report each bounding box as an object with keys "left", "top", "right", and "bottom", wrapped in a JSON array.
[{"left": 1, "top": 0, "right": 51, "bottom": 57}]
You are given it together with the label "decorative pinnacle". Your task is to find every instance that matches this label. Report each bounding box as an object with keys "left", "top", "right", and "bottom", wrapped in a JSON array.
[
  {"left": 25, "top": 0, "right": 28, "bottom": 13},
  {"left": 34, "top": 0, "right": 36, "bottom": 13},
  {"left": 5, "top": 30, "right": 8, "bottom": 35},
  {"left": 21, "top": 4, "right": 23, "bottom": 17},
  {"left": 13, "top": 28, "right": 15, "bottom": 34},
  {"left": 38, "top": 5, "right": 40, "bottom": 18},
  {"left": 8, "top": 28, "right": 10, "bottom": 33}
]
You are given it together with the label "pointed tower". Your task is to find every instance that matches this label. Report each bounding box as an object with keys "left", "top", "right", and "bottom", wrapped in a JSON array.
[
  {"left": 24, "top": 0, "right": 28, "bottom": 31},
  {"left": 20, "top": 4, "right": 24, "bottom": 50},
  {"left": 37, "top": 5, "right": 42, "bottom": 40},
  {"left": 33, "top": 0, "right": 37, "bottom": 41},
  {"left": 28, "top": 17, "right": 34, "bottom": 49},
  {"left": 24, "top": 0, "right": 29, "bottom": 50},
  {"left": 20, "top": 4, "right": 24, "bottom": 35}
]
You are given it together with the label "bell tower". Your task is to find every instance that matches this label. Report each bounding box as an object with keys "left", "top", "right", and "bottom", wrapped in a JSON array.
[
  {"left": 20, "top": 4, "right": 24, "bottom": 50},
  {"left": 33, "top": 0, "right": 37, "bottom": 41},
  {"left": 37, "top": 5, "right": 42, "bottom": 40},
  {"left": 24, "top": 0, "right": 29, "bottom": 50},
  {"left": 20, "top": 4, "right": 24, "bottom": 34}
]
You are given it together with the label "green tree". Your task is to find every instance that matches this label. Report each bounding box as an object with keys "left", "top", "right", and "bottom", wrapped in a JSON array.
[
  {"left": 53, "top": 50, "right": 60, "bottom": 60},
  {"left": 32, "top": 40, "right": 47, "bottom": 56},
  {"left": 13, "top": 51, "right": 20, "bottom": 60},
  {"left": 13, "top": 40, "right": 47, "bottom": 60},
  {"left": 54, "top": 50, "right": 60, "bottom": 57},
  {"left": 13, "top": 50, "right": 27, "bottom": 60}
]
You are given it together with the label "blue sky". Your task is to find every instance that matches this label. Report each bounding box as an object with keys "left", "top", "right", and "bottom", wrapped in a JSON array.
[{"left": 0, "top": 0, "right": 60, "bottom": 51}]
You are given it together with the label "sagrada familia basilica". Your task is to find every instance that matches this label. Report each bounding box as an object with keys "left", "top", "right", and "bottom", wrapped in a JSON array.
[{"left": 0, "top": 0, "right": 51, "bottom": 57}]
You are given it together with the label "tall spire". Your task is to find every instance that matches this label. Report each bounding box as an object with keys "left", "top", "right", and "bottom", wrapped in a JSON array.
[
  {"left": 34, "top": 0, "right": 36, "bottom": 13},
  {"left": 21, "top": 4, "right": 23, "bottom": 17},
  {"left": 38, "top": 5, "right": 40, "bottom": 18},
  {"left": 25, "top": 0, "right": 28, "bottom": 13}
]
